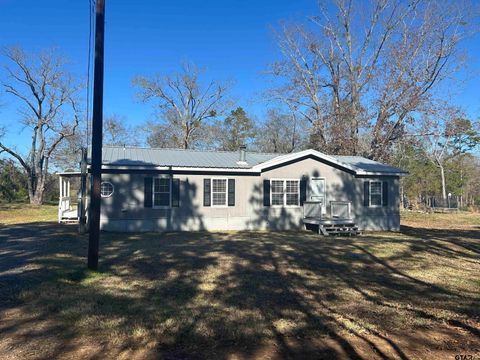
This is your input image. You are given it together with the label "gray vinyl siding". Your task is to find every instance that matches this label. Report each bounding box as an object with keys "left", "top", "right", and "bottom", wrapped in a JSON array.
[
  {"left": 97, "top": 157, "right": 400, "bottom": 232},
  {"left": 259, "top": 158, "right": 400, "bottom": 231}
]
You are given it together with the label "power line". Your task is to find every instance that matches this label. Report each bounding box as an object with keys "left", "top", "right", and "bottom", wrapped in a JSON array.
[{"left": 86, "top": 0, "right": 95, "bottom": 149}]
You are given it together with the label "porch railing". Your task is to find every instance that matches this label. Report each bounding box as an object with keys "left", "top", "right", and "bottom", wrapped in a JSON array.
[
  {"left": 303, "top": 200, "right": 352, "bottom": 220},
  {"left": 303, "top": 201, "right": 323, "bottom": 219},
  {"left": 58, "top": 196, "right": 71, "bottom": 223},
  {"left": 330, "top": 201, "right": 352, "bottom": 219}
]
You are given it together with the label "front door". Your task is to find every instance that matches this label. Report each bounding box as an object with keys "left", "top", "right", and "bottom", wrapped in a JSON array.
[{"left": 309, "top": 178, "right": 326, "bottom": 214}]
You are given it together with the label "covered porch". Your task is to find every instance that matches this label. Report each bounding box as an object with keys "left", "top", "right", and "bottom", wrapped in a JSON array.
[{"left": 57, "top": 171, "right": 84, "bottom": 224}]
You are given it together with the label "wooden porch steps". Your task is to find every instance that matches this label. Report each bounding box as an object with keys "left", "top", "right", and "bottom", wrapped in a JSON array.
[
  {"left": 60, "top": 218, "right": 79, "bottom": 224},
  {"left": 318, "top": 223, "right": 359, "bottom": 236},
  {"left": 303, "top": 217, "right": 360, "bottom": 236}
]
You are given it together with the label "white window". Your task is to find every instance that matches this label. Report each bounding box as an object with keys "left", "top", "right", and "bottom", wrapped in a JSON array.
[
  {"left": 100, "top": 181, "right": 114, "bottom": 197},
  {"left": 271, "top": 179, "right": 299, "bottom": 207},
  {"left": 153, "top": 178, "right": 171, "bottom": 207},
  {"left": 286, "top": 180, "right": 299, "bottom": 206},
  {"left": 271, "top": 180, "right": 284, "bottom": 206},
  {"left": 212, "top": 178, "right": 228, "bottom": 207},
  {"left": 370, "top": 181, "right": 382, "bottom": 207}
]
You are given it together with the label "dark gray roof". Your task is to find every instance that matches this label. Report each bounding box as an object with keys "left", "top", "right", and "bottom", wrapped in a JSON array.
[
  {"left": 333, "top": 156, "right": 406, "bottom": 174},
  {"left": 98, "top": 146, "right": 278, "bottom": 169},
  {"left": 91, "top": 146, "right": 405, "bottom": 174}
]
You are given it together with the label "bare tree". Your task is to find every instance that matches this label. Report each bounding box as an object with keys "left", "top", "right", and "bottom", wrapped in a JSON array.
[
  {"left": 103, "top": 114, "right": 138, "bottom": 146},
  {"left": 133, "top": 63, "right": 233, "bottom": 149},
  {"left": 0, "top": 47, "right": 82, "bottom": 204},
  {"left": 270, "top": 0, "right": 475, "bottom": 159},
  {"left": 51, "top": 130, "right": 85, "bottom": 170},
  {"left": 141, "top": 118, "right": 183, "bottom": 149},
  {"left": 422, "top": 107, "right": 479, "bottom": 200},
  {"left": 255, "top": 108, "right": 308, "bottom": 153}
]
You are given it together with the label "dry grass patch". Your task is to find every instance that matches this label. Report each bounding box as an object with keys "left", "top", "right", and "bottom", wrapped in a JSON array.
[
  {"left": 401, "top": 210, "right": 480, "bottom": 229},
  {"left": 0, "top": 215, "right": 479, "bottom": 359},
  {"left": 0, "top": 203, "right": 57, "bottom": 225}
]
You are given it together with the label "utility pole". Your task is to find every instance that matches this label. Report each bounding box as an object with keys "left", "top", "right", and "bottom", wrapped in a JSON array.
[
  {"left": 88, "top": 0, "right": 105, "bottom": 270},
  {"left": 79, "top": 147, "right": 87, "bottom": 234}
]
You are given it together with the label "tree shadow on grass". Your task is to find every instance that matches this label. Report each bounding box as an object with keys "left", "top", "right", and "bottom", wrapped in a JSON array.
[
  {"left": 0, "top": 223, "right": 479, "bottom": 359},
  {"left": 401, "top": 225, "right": 480, "bottom": 257}
]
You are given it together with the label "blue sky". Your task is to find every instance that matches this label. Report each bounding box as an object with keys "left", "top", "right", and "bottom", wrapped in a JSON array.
[{"left": 0, "top": 0, "right": 479, "bottom": 154}]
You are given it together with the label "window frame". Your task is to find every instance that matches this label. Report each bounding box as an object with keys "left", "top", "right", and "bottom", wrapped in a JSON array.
[
  {"left": 270, "top": 179, "right": 300, "bottom": 208},
  {"left": 152, "top": 177, "right": 172, "bottom": 209},
  {"left": 369, "top": 181, "right": 383, "bottom": 208},
  {"left": 100, "top": 181, "right": 114, "bottom": 198},
  {"left": 211, "top": 177, "right": 229, "bottom": 208},
  {"left": 271, "top": 179, "right": 285, "bottom": 207}
]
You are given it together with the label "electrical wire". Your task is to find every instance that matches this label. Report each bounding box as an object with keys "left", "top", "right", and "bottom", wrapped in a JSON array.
[{"left": 86, "top": 0, "right": 95, "bottom": 149}]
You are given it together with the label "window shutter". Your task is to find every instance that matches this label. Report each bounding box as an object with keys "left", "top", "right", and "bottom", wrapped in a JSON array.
[
  {"left": 382, "top": 181, "right": 388, "bottom": 206},
  {"left": 228, "top": 179, "right": 235, "bottom": 206},
  {"left": 263, "top": 179, "right": 270, "bottom": 207},
  {"left": 144, "top": 177, "right": 153, "bottom": 208},
  {"left": 363, "top": 181, "right": 370, "bottom": 207},
  {"left": 203, "top": 178, "right": 211, "bottom": 206},
  {"left": 172, "top": 179, "right": 180, "bottom": 207},
  {"left": 300, "top": 178, "right": 307, "bottom": 205}
]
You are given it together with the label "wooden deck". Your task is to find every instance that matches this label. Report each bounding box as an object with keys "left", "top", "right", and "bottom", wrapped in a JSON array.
[
  {"left": 302, "top": 200, "right": 359, "bottom": 236},
  {"left": 303, "top": 217, "right": 355, "bottom": 225}
]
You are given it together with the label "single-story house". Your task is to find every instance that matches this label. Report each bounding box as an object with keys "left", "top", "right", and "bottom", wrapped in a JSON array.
[{"left": 66, "top": 146, "right": 406, "bottom": 233}]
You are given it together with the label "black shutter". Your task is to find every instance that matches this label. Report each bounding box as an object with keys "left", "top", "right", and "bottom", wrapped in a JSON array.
[
  {"left": 382, "top": 181, "right": 388, "bottom": 206},
  {"left": 228, "top": 179, "right": 235, "bottom": 206},
  {"left": 144, "top": 177, "right": 153, "bottom": 208},
  {"left": 203, "top": 178, "right": 211, "bottom": 206},
  {"left": 300, "top": 178, "right": 307, "bottom": 205},
  {"left": 263, "top": 179, "right": 270, "bottom": 207},
  {"left": 363, "top": 181, "right": 370, "bottom": 207},
  {"left": 172, "top": 178, "right": 180, "bottom": 207}
]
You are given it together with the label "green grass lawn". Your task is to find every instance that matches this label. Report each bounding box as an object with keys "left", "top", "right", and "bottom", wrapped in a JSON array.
[
  {"left": 0, "top": 203, "right": 57, "bottom": 225},
  {"left": 0, "top": 208, "right": 479, "bottom": 359}
]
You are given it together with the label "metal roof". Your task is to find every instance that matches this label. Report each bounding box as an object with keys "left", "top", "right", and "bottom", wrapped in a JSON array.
[
  {"left": 90, "top": 146, "right": 406, "bottom": 174},
  {"left": 333, "top": 156, "right": 406, "bottom": 174},
  {"left": 96, "top": 146, "right": 279, "bottom": 169}
]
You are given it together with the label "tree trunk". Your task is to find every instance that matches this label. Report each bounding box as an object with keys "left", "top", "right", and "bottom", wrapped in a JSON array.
[
  {"left": 439, "top": 164, "right": 447, "bottom": 200},
  {"left": 30, "top": 192, "right": 43, "bottom": 205},
  {"left": 28, "top": 172, "right": 45, "bottom": 205},
  {"left": 29, "top": 186, "right": 44, "bottom": 205}
]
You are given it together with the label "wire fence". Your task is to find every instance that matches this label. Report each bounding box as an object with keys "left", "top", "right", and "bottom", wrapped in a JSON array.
[
  {"left": 403, "top": 195, "right": 460, "bottom": 210},
  {"left": 427, "top": 196, "right": 459, "bottom": 209}
]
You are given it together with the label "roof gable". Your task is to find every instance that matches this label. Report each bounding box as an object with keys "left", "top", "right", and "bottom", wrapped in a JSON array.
[{"left": 253, "top": 149, "right": 406, "bottom": 176}]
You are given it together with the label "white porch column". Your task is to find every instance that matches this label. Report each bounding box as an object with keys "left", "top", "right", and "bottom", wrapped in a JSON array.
[{"left": 58, "top": 176, "right": 63, "bottom": 223}]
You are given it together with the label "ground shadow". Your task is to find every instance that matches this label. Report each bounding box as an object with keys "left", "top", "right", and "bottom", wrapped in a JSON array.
[{"left": 0, "top": 223, "right": 479, "bottom": 359}]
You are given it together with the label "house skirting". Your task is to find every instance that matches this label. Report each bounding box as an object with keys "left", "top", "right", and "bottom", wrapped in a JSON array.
[{"left": 99, "top": 213, "right": 400, "bottom": 232}]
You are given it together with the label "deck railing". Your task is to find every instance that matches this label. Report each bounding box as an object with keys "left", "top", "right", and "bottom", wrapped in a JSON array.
[
  {"left": 303, "top": 201, "right": 323, "bottom": 219},
  {"left": 303, "top": 200, "right": 352, "bottom": 220},
  {"left": 330, "top": 201, "right": 352, "bottom": 219},
  {"left": 58, "top": 196, "right": 71, "bottom": 223}
]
